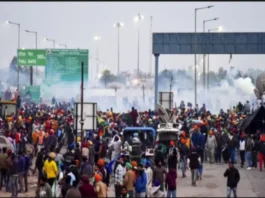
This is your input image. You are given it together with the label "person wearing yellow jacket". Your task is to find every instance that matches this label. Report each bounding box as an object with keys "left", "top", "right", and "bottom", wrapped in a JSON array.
[{"left": 43, "top": 152, "right": 58, "bottom": 188}]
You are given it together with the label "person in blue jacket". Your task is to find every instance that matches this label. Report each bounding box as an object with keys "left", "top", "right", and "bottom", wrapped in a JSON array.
[
  {"left": 135, "top": 164, "right": 147, "bottom": 198},
  {"left": 191, "top": 125, "right": 200, "bottom": 147},
  {"left": 198, "top": 133, "right": 207, "bottom": 180}
]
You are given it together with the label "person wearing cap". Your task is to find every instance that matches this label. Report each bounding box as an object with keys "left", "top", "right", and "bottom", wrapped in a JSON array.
[
  {"left": 169, "top": 141, "right": 177, "bottom": 156},
  {"left": 94, "top": 173, "right": 107, "bottom": 198},
  {"left": 87, "top": 140, "right": 95, "bottom": 165},
  {"left": 97, "top": 159, "right": 106, "bottom": 183},
  {"left": 168, "top": 142, "right": 178, "bottom": 172},
  {"left": 178, "top": 138, "right": 189, "bottom": 178},
  {"left": 43, "top": 152, "right": 58, "bottom": 188},
  {"left": 224, "top": 161, "right": 240, "bottom": 198},
  {"left": 124, "top": 162, "right": 135, "bottom": 198},
  {"left": 79, "top": 174, "right": 97, "bottom": 198},
  {"left": 32, "top": 129, "right": 39, "bottom": 153},
  {"left": 82, "top": 142, "right": 89, "bottom": 158}
]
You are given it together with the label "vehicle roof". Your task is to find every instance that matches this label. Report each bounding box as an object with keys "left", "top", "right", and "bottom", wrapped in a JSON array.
[
  {"left": 157, "top": 128, "right": 179, "bottom": 132},
  {"left": 0, "top": 100, "right": 16, "bottom": 105},
  {"left": 123, "top": 127, "right": 156, "bottom": 137}
]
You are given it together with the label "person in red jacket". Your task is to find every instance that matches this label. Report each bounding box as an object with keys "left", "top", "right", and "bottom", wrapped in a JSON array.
[
  {"left": 79, "top": 175, "right": 97, "bottom": 198},
  {"left": 15, "top": 131, "right": 21, "bottom": 153},
  {"left": 258, "top": 134, "right": 265, "bottom": 171}
]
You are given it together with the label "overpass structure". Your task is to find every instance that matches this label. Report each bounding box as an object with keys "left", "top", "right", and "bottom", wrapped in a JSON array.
[{"left": 153, "top": 32, "right": 265, "bottom": 109}]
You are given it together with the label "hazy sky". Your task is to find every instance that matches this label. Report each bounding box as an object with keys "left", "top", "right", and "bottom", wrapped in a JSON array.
[{"left": 1, "top": 1, "right": 265, "bottom": 76}]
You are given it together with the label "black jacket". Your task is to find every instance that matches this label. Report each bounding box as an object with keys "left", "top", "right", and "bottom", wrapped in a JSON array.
[
  {"left": 178, "top": 144, "right": 189, "bottom": 159},
  {"left": 259, "top": 141, "right": 265, "bottom": 155},
  {"left": 224, "top": 167, "right": 240, "bottom": 188},
  {"left": 188, "top": 150, "right": 200, "bottom": 169},
  {"left": 167, "top": 155, "right": 177, "bottom": 170}
]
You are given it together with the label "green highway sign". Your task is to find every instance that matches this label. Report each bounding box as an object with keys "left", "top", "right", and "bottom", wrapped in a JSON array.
[
  {"left": 17, "top": 49, "right": 47, "bottom": 66},
  {"left": 21, "top": 85, "right": 41, "bottom": 103},
  {"left": 45, "top": 49, "right": 89, "bottom": 84}
]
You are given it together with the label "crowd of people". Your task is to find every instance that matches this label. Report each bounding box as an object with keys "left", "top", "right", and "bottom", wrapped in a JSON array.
[{"left": 0, "top": 94, "right": 264, "bottom": 198}]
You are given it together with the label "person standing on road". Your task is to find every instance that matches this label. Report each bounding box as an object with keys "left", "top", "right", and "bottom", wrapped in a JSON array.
[
  {"left": 17, "top": 151, "right": 25, "bottom": 193},
  {"left": 224, "top": 161, "right": 240, "bottom": 198},
  {"left": 9, "top": 153, "right": 19, "bottom": 198},
  {"left": 124, "top": 162, "right": 135, "bottom": 198},
  {"left": 35, "top": 176, "right": 52, "bottom": 198},
  {"left": 43, "top": 152, "right": 58, "bottom": 188},
  {"left": 145, "top": 161, "right": 153, "bottom": 198},
  {"left": 79, "top": 174, "right": 97, "bottom": 198},
  {"left": 153, "top": 160, "right": 167, "bottom": 192},
  {"left": 239, "top": 133, "right": 246, "bottom": 168},
  {"left": 252, "top": 135, "right": 259, "bottom": 169},
  {"left": 165, "top": 168, "right": 177, "bottom": 198},
  {"left": 135, "top": 164, "right": 147, "bottom": 198},
  {"left": 245, "top": 134, "right": 253, "bottom": 170},
  {"left": 0, "top": 147, "right": 8, "bottom": 191},
  {"left": 258, "top": 134, "right": 265, "bottom": 171},
  {"left": 188, "top": 146, "right": 200, "bottom": 186},
  {"left": 228, "top": 132, "right": 237, "bottom": 164},
  {"left": 94, "top": 173, "right": 108, "bottom": 198},
  {"left": 206, "top": 130, "right": 217, "bottom": 164},
  {"left": 114, "top": 158, "right": 126, "bottom": 198},
  {"left": 23, "top": 151, "right": 30, "bottom": 192},
  {"left": 178, "top": 138, "right": 189, "bottom": 178}
]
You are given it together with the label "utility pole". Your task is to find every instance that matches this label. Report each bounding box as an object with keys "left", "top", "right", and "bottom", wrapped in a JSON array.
[
  {"left": 170, "top": 75, "right": 173, "bottom": 93},
  {"left": 80, "top": 61, "right": 84, "bottom": 154},
  {"left": 149, "top": 16, "right": 153, "bottom": 76},
  {"left": 142, "top": 85, "right": 145, "bottom": 102}
]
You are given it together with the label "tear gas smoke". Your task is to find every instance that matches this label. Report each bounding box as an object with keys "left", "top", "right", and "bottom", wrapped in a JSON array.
[{"left": 0, "top": 67, "right": 260, "bottom": 114}]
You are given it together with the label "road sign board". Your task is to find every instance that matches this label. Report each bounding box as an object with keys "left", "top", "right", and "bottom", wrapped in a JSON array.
[
  {"left": 153, "top": 32, "right": 265, "bottom": 54},
  {"left": 21, "top": 85, "right": 41, "bottom": 103},
  {"left": 45, "top": 49, "right": 89, "bottom": 85},
  {"left": 17, "top": 49, "right": 47, "bottom": 66}
]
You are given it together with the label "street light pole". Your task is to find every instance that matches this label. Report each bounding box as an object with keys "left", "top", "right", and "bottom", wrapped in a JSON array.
[
  {"left": 194, "top": 5, "right": 214, "bottom": 106},
  {"left": 113, "top": 22, "right": 124, "bottom": 75},
  {"left": 207, "top": 27, "right": 220, "bottom": 90},
  {"left": 142, "top": 84, "right": 145, "bottom": 102},
  {"left": 25, "top": 30, "right": 38, "bottom": 85},
  {"left": 6, "top": 21, "right": 21, "bottom": 91},
  {"left": 58, "top": 44, "right": 67, "bottom": 48},
  {"left": 44, "top": 38, "right": 56, "bottom": 48},
  {"left": 149, "top": 16, "right": 153, "bottom": 76},
  {"left": 202, "top": 17, "right": 218, "bottom": 90},
  {"left": 94, "top": 36, "right": 101, "bottom": 79},
  {"left": 134, "top": 14, "right": 144, "bottom": 78}
]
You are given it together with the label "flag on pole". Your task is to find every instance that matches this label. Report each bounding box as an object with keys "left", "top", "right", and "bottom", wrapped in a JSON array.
[{"left": 229, "top": 53, "right": 232, "bottom": 64}]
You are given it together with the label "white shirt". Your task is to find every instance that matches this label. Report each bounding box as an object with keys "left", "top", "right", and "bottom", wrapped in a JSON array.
[
  {"left": 145, "top": 167, "right": 153, "bottom": 187},
  {"left": 239, "top": 140, "right": 246, "bottom": 151}
]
